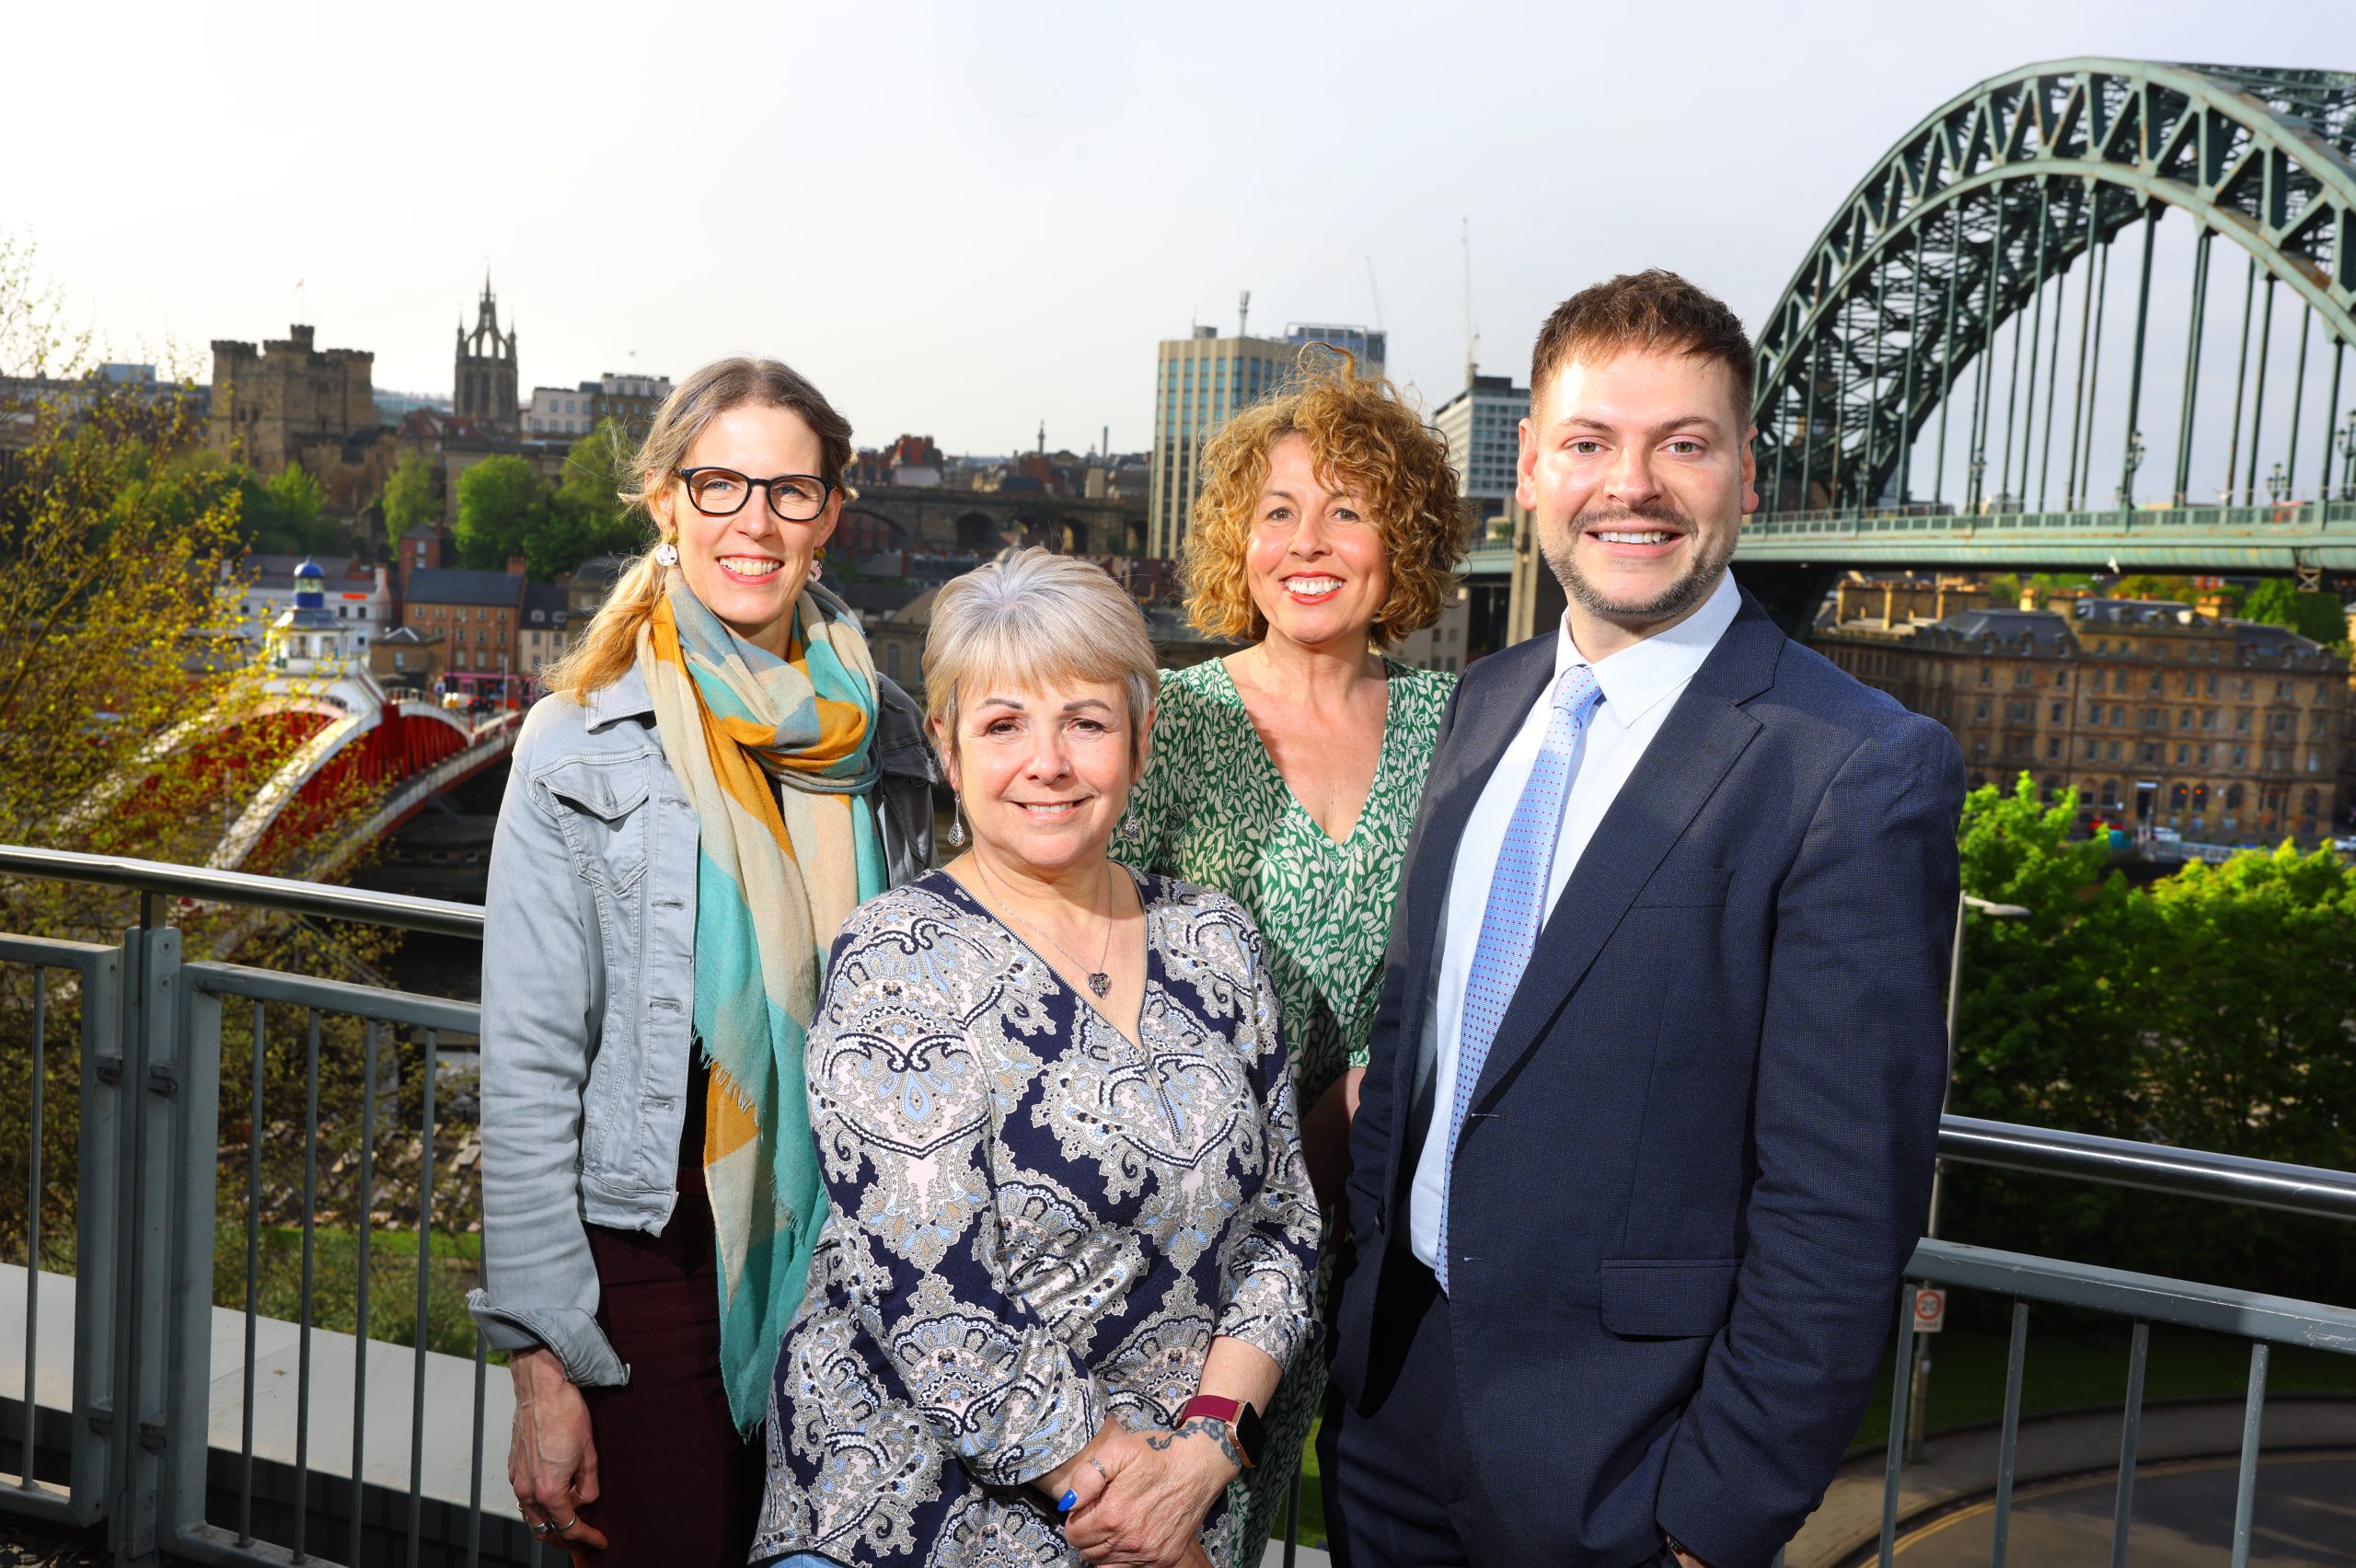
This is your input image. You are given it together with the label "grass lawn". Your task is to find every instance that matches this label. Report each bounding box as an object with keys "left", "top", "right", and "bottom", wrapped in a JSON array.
[{"left": 1280, "top": 1324, "right": 2356, "bottom": 1551}]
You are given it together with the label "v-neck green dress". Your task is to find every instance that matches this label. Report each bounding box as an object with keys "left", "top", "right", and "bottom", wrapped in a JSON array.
[{"left": 1121, "top": 654, "right": 1455, "bottom": 1562}]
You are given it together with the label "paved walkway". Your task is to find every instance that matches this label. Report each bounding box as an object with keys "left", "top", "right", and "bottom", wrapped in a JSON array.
[
  {"left": 1893, "top": 1452, "right": 2356, "bottom": 1565},
  {"left": 1787, "top": 1397, "right": 2356, "bottom": 1568},
  {"left": 2, "top": 1263, "right": 511, "bottom": 1511}
]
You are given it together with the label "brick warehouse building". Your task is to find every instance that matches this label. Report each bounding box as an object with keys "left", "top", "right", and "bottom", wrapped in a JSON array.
[{"left": 1815, "top": 592, "right": 2352, "bottom": 846}]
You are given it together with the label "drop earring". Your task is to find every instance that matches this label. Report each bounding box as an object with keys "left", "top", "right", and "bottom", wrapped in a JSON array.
[
  {"left": 1120, "top": 803, "right": 1142, "bottom": 840},
  {"left": 653, "top": 539, "right": 679, "bottom": 567},
  {"left": 946, "top": 793, "right": 966, "bottom": 848},
  {"left": 810, "top": 546, "right": 826, "bottom": 582}
]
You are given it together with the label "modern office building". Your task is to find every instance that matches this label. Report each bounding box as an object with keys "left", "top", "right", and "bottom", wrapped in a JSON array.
[
  {"left": 1283, "top": 322, "right": 1386, "bottom": 375},
  {"left": 1148, "top": 327, "right": 1295, "bottom": 559},
  {"left": 1431, "top": 374, "right": 1530, "bottom": 503}
]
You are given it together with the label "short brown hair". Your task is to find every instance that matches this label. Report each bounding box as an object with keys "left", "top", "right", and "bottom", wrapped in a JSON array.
[
  {"left": 1529, "top": 270, "right": 1755, "bottom": 424},
  {"left": 1184, "top": 355, "right": 1462, "bottom": 647}
]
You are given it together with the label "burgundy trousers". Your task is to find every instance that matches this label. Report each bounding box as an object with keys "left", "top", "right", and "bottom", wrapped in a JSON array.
[{"left": 579, "top": 1170, "right": 761, "bottom": 1567}]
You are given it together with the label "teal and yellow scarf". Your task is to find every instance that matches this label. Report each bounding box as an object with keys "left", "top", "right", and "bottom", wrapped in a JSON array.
[{"left": 636, "top": 575, "right": 887, "bottom": 1431}]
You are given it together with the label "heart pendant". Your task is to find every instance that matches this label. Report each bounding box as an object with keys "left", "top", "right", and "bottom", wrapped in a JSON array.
[{"left": 1087, "top": 972, "right": 1112, "bottom": 999}]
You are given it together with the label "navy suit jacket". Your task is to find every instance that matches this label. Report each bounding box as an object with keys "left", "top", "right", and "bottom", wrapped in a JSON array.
[{"left": 1332, "top": 589, "right": 1963, "bottom": 1568}]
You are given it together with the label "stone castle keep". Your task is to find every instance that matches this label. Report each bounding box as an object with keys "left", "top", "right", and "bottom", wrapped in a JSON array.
[{"left": 207, "top": 324, "right": 377, "bottom": 472}]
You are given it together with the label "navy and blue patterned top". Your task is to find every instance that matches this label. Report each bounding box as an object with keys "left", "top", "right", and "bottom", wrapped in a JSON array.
[{"left": 752, "top": 869, "right": 1321, "bottom": 1568}]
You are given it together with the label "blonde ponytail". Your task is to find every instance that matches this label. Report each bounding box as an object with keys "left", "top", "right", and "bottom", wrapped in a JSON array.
[{"left": 544, "top": 547, "right": 669, "bottom": 701}]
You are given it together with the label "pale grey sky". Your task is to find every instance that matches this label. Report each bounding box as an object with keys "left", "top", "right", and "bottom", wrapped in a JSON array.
[{"left": 9, "top": 0, "right": 2340, "bottom": 455}]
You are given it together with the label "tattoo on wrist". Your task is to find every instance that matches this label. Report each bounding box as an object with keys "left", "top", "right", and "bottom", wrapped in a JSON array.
[{"left": 1145, "top": 1415, "right": 1243, "bottom": 1470}]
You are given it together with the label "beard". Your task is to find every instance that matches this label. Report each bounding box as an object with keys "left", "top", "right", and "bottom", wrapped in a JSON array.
[{"left": 1541, "top": 499, "right": 1737, "bottom": 624}]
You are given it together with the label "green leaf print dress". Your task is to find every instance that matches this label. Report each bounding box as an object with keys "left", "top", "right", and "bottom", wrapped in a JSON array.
[{"left": 1121, "top": 654, "right": 1456, "bottom": 1563}]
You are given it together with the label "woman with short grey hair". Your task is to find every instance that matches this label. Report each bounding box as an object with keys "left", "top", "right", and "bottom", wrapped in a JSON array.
[{"left": 755, "top": 548, "right": 1321, "bottom": 1568}]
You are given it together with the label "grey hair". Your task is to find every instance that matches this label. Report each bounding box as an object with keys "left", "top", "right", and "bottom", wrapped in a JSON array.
[{"left": 924, "top": 548, "right": 1158, "bottom": 767}]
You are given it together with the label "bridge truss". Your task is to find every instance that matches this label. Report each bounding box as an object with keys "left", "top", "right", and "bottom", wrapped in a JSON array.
[{"left": 1752, "top": 59, "right": 2356, "bottom": 528}]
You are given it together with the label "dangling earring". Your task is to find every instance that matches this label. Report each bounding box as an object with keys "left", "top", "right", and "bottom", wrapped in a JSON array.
[
  {"left": 811, "top": 546, "right": 826, "bottom": 582},
  {"left": 946, "top": 793, "right": 967, "bottom": 848},
  {"left": 653, "top": 539, "right": 679, "bottom": 567},
  {"left": 1120, "top": 802, "right": 1143, "bottom": 840}
]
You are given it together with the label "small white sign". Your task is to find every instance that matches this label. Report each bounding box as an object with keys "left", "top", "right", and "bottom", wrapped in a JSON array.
[{"left": 1912, "top": 1286, "right": 1946, "bottom": 1334}]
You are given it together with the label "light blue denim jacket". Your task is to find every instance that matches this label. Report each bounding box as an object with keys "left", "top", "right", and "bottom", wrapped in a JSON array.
[{"left": 464, "top": 659, "right": 936, "bottom": 1385}]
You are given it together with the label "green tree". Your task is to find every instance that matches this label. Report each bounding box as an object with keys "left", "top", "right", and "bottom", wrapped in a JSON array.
[
  {"left": 453, "top": 455, "right": 548, "bottom": 570},
  {"left": 380, "top": 451, "right": 439, "bottom": 539},
  {"left": 2108, "top": 573, "right": 2206, "bottom": 605},
  {"left": 1951, "top": 777, "right": 2154, "bottom": 1136},
  {"left": 2238, "top": 579, "right": 2348, "bottom": 650}
]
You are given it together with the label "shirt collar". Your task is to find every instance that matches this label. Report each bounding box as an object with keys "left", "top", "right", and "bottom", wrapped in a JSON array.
[
  {"left": 1552, "top": 570, "right": 1743, "bottom": 730},
  {"left": 583, "top": 662, "right": 655, "bottom": 731}
]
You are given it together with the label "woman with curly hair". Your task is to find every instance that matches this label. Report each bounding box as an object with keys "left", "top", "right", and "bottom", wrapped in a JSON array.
[{"left": 1121, "top": 353, "right": 1465, "bottom": 1561}]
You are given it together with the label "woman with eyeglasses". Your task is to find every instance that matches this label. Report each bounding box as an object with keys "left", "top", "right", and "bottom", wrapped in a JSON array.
[{"left": 468, "top": 356, "right": 934, "bottom": 1568}]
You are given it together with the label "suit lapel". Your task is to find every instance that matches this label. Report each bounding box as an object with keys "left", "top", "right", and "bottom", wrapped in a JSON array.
[
  {"left": 1467, "top": 592, "right": 1786, "bottom": 1112},
  {"left": 1378, "top": 637, "right": 1554, "bottom": 1162}
]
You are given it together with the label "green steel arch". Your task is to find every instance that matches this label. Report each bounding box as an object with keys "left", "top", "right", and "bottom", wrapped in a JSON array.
[{"left": 1752, "top": 59, "right": 2356, "bottom": 517}]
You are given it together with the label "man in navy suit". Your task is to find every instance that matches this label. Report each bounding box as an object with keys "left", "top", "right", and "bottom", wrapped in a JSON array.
[{"left": 1324, "top": 271, "right": 1961, "bottom": 1568}]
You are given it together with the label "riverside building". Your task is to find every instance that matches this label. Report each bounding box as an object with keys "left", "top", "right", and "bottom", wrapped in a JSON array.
[{"left": 1815, "top": 588, "right": 2352, "bottom": 845}]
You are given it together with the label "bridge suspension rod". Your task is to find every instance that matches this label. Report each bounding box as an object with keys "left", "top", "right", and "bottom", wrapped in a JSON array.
[
  {"left": 1932, "top": 206, "right": 1964, "bottom": 506},
  {"left": 2244, "top": 275, "right": 2276, "bottom": 505},
  {"left": 2318, "top": 336, "right": 2346, "bottom": 504},
  {"left": 2172, "top": 225, "right": 2213, "bottom": 505},
  {"left": 2117, "top": 203, "right": 2160, "bottom": 512},
  {"left": 2067, "top": 226, "right": 2109, "bottom": 510},
  {"left": 2223, "top": 255, "right": 2257, "bottom": 504},
  {"left": 2013, "top": 184, "right": 2052, "bottom": 509},
  {"left": 2283, "top": 305, "right": 2313, "bottom": 497}
]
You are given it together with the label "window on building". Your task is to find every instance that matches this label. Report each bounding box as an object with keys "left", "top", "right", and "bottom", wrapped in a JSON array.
[
  {"left": 1980, "top": 666, "right": 1992, "bottom": 686},
  {"left": 2046, "top": 738, "right": 2061, "bottom": 759},
  {"left": 2176, "top": 744, "right": 2189, "bottom": 765},
  {"left": 2201, "top": 709, "right": 2215, "bottom": 732},
  {"left": 2085, "top": 739, "right": 2100, "bottom": 760},
  {"left": 1976, "top": 700, "right": 1990, "bottom": 720},
  {"left": 2112, "top": 705, "right": 2127, "bottom": 725},
  {"left": 2107, "top": 741, "right": 2121, "bottom": 760},
  {"left": 2092, "top": 669, "right": 2107, "bottom": 692},
  {"left": 2148, "top": 673, "right": 2164, "bottom": 693}
]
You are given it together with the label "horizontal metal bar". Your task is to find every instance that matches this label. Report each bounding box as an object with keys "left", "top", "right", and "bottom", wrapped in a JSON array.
[
  {"left": 0, "top": 846, "right": 484, "bottom": 940},
  {"left": 0, "top": 933, "right": 120, "bottom": 970},
  {"left": 183, "top": 963, "right": 479, "bottom": 1037},
  {"left": 1941, "top": 1114, "right": 2356, "bottom": 1223},
  {"left": 1909, "top": 1239, "right": 2356, "bottom": 1353}
]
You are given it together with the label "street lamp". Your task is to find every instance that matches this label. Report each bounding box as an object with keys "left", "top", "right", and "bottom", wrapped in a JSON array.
[
  {"left": 2336, "top": 407, "right": 2356, "bottom": 502},
  {"left": 1907, "top": 888, "right": 2034, "bottom": 1463},
  {"left": 2267, "top": 460, "right": 2288, "bottom": 506},
  {"left": 1969, "top": 448, "right": 1988, "bottom": 512},
  {"left": 2119, "top": 430, "right": 2146, "bottom": 513}
]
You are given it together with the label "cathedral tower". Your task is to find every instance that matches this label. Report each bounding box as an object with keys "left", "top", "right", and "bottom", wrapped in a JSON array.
[{"left": 454, "top": 275, "right": 519, "bottom": 431}]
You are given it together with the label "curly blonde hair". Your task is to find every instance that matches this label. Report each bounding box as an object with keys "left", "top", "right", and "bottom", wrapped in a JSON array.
[{"left": 1183, "top": 353, "right": 1463, "bottom": 647}]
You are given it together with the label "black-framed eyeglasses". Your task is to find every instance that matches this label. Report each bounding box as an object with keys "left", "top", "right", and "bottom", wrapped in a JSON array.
[{"left": 674, "top": 467, "right": 837, "bottom": 523}]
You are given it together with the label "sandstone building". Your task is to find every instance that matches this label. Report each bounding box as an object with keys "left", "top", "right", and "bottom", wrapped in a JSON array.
[
  {"left": 207, "top": 326, "right": 388, "bottom": 506},
  {"left": 1816, "top": 589, "right": 2352, "bottom": 845}
]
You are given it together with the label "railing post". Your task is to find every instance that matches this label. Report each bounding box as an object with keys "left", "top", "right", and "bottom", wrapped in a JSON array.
[
  {"left": 161, "top": 966, "right": 225, "bottom": 1551},
  {"left": 105, "top": 923, "right": 179, "bottom": 1561},
  {"left": 66, "top": 944, "right": 122, "bottom": 1529}
]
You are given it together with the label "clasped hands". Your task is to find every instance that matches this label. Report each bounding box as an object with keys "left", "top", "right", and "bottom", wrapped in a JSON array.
[{"left": 1045, "top": 1416, "right": 1241, "bottom": 1568}]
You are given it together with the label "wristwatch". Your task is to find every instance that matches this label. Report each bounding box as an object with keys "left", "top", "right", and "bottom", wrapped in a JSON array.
[{"left": 1177, "top": 1394, "right": 1264, "bottom": 1469}]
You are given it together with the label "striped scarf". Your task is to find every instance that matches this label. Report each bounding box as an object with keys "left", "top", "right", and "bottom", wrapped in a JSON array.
[{"left": 636, "top": 575, "right": 887, "bottom": 1432}]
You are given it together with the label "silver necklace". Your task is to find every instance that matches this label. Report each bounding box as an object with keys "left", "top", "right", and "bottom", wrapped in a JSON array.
[{"left": 976, "top": 854, "right": 1118, "bottom": 998}]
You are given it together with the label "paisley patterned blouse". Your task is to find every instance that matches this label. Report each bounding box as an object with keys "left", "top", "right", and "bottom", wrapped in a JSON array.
[{"left": 752, "top": 869, "right": 1322, "bottom": 1568}]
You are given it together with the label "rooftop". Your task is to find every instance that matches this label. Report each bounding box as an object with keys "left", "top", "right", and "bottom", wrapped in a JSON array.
[{"left": 403, "top": 568, "right": 524, "bottom": 608}]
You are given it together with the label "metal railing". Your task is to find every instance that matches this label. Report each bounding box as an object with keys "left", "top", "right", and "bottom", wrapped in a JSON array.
[{"left": 2, "top": 847, "right": 2352, "bottom": 1567}]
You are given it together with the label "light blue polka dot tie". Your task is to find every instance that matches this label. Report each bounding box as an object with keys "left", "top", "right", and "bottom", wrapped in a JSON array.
[{"left": 1436, "top": 663, "right": 1604, "bottom": 1291}]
